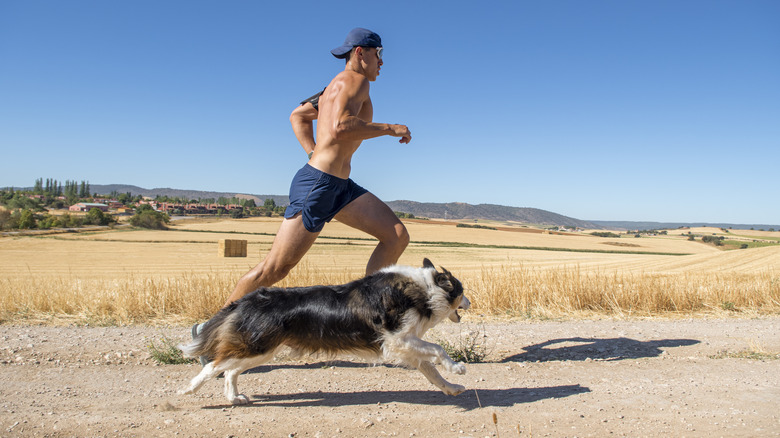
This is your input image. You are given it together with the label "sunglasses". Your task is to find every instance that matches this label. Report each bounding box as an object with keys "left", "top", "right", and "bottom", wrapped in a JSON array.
[{"left": 360, "top": 46, "right": 383, "bottom": 60}]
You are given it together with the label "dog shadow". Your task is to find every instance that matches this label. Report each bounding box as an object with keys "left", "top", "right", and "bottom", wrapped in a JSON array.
[
  {"left": 501, "top": 337, "right": 700, "bottom": 363},
  {"left": 200, "top": 384, "right": 590, "bottom": 411},
  {"left": 240, "top": 359, "right": 395, "bottom": 374}
]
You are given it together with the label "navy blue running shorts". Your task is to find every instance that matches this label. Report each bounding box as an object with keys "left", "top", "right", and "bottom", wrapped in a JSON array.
[{"left": 284, "top": 164, "right": 368, "bottom": 232}]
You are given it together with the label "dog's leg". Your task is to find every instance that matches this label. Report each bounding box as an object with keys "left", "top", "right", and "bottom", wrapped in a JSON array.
[
  {"left": 223, "top": 361, "right": 250, "bottom": 405},
  {"left": 387, "top": 336, "right": 466, "bottom": 396},
  {"left": 417, "top": 360, "right": 466, "bottom": 396},
  {"left": 396, "top": 337, "right": 467, "bottom": 375},
  {"left": 178, "top": 361, "right": 221, "bottom": 396},
  {"left": 220, "top": 352, "right": 276, "bottom": 405}
]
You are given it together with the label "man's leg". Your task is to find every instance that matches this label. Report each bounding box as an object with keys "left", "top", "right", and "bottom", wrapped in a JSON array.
[
  {"left": 223, "top": 214, "right": 319, "bottom": 306},
  {"left": 334, "top": 192, "right": 409, "bottom": 274}
]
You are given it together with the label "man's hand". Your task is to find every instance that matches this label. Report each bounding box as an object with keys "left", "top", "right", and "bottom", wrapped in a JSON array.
[{"left": 390, "top": 124, "right": 412, "bottom": 144}]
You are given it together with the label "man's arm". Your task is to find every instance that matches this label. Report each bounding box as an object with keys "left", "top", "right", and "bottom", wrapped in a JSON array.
[
  {"left": 334, "top": 116, "right": 412, "bottom": 144},
  {"left": 290, "top": 102, "right": 318, "bottom": 157},
  {"left": 329, "top": 75, "right": 411, "bottom": 144}
]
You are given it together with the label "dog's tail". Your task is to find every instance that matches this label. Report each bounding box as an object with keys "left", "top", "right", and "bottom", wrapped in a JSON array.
[
  {"left": 178, "top": 326, "right": 207, "bottom": 360},
  {"left": 178, "top": 309, "right": 238, "bottom": 361}
]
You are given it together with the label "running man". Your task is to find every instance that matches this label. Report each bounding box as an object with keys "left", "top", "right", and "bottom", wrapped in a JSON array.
[{"left": 223, "top": 27, "right": 412, "bottom": 306}]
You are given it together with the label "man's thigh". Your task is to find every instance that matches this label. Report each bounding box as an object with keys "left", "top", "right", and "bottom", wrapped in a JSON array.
[
  {"left": 333, "top": 192, "right": 403, "bottom": 241},
  {"left": 266, "top": 214, "right": 320, "bottom": 266}
]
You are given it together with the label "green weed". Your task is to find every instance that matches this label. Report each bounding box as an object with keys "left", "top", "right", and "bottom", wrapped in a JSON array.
[
  {"left": 147, "top": 334, "right": 195, "bottom": 365},
  {"left": 436, "top": 324, "right": 491, "bottom": 363}
]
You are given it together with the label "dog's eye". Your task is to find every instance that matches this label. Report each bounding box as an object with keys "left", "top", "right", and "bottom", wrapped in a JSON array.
[{"left": 436, "top": 275, "right": 453, "bottom": 291}]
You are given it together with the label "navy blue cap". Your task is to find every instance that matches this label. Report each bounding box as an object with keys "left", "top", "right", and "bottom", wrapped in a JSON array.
[{"left": 331, "top": 28, "right": 382, "bottom": 59}]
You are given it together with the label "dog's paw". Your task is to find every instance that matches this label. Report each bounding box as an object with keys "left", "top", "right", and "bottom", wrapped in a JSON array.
[
  {"left": 446, "top": 361, "right": 467, "bottom": 375},
  {"left": 443, "top": 384, "right": 466, "bottom": 396},
  {"left": 230, "top": 394, "right": 250, "bottom": 405}
]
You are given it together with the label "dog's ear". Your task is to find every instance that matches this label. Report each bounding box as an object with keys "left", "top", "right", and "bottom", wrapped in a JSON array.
[
  {"left": 434, "top": 271, "right": 453, "bottom": 292},
  {"left": 423, "top": 258, "right": 435, "bottom": 270}
]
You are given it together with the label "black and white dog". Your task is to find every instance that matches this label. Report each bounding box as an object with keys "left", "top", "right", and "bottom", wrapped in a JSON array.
[{"left": 179, "top": 258, "right": 471, "bottom": 404}]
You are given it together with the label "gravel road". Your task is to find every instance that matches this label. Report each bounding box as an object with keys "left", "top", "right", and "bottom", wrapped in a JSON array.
[{"left": 1, "top": 317, "right": 779, "bottom": 437}]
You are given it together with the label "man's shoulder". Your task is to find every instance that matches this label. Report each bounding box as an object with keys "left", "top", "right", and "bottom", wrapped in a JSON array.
[{"left": 331, "top": 70, "right": 370, "bottom": 91}]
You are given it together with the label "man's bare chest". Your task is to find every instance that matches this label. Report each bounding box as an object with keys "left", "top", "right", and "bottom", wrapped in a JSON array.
[{"left": 358, "top": 98, "right": 373, "bottom": 123}]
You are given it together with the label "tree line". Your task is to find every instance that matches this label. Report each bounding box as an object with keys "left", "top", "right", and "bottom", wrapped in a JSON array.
[
  {"left": 33, "top": 178, "right": 91, "bottom": 200},
  {"left": 0, "top": 198, "right": 115, "bottom": 231},
  {"left": 1, "top": 178, "right": 290, "bottom": 231}
]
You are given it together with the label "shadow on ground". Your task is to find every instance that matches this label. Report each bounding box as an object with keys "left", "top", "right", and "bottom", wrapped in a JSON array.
[
  {"left": 199, "top": 384, "right": 590, "bottom": 410},
  {"left": 242, "top": 360, "right": 393, "bottom": 372},
  {"left": 194, "top": 337, "right": 697, "bottom": 410},
  {"left": 501, "top": 337, "right": 700, "bottom": 363}
]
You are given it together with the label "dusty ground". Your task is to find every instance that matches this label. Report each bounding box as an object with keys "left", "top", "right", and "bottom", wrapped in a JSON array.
[{"left": 1, "top": 317, "right": 779, "bottom": 437}]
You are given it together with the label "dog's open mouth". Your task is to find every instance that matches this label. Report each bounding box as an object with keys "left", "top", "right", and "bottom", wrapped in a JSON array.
[{"left": 449, "top": 296, "right": 471, "bottom": 322}]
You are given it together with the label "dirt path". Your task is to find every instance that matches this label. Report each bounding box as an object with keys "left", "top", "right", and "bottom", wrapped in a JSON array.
[{"left": 1, "top": 317, "right": 779, "bottom": 437}]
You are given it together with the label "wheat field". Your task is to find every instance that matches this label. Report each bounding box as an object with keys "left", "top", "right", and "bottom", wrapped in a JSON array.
[{"left": 1, "top": 217, "right": 778, "bottom": 324}]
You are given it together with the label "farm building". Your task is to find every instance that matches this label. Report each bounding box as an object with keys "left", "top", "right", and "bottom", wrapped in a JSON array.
[{"left": 68, "top": 202, "right": 109, "bottom": 212}]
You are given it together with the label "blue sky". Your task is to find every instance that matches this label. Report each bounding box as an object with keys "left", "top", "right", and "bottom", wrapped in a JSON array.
[{"left": 1, "top": 1, "right": 778, "bottom": 224}]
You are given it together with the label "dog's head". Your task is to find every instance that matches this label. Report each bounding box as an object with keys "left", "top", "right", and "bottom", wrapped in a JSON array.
[{"left": 423, "top": 258, "right": 470, "bottom": 322}]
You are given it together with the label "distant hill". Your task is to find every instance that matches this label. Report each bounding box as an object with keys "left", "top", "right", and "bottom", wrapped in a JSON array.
[{"left": 385, "top": 200, "right": 600, "bottom": 229}]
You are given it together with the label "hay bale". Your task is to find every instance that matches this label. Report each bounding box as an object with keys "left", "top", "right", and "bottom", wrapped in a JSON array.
[{"left": 218, "top": 239, "right": 247, "bottom": 257}]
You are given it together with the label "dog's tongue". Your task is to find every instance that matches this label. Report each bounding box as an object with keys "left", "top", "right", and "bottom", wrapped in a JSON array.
[{"left": 449, "top": 310, "right": 461, "bottom": 323}]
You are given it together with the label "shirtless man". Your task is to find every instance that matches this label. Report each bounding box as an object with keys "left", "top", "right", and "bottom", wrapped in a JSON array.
[{"left": 222, "top": 27, "right": 412, "bottom": 306}]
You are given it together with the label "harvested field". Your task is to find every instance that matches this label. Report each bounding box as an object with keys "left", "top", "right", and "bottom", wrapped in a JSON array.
[{"left": 1, "top": 218, "right": 778, "bottom": 322}]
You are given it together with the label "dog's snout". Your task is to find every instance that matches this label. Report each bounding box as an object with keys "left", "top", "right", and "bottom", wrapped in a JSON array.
[{"left": 459, "top": 295, "right": 471, "bottom": 310}]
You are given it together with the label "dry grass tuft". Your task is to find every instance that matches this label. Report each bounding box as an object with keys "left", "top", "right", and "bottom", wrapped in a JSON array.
[
  {"left": 434, "top": 323, "right": 491, "bottom": 363},
  {"left": 147, "top": 334, "right": 196, "bottom": 364},
  {"left": 709, "top": 340, "right": 780, "bottom": 360}
]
